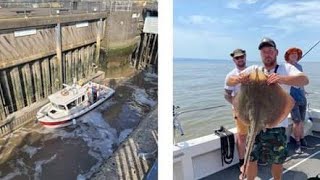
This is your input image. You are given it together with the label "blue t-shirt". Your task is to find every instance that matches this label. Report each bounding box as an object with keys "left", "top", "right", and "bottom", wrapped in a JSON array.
[{"left": 290, "top": 63, "right": 306, "bottom": 105}]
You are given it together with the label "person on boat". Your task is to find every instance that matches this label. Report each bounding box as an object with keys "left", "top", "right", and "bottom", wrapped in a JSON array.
[
  {"left": 224, "top": 48, "right": 248, "bottom": 172},
  {"left": 227, "top": 37, "right": 309, "bottom": 180},
  {"left": 87, "top": 82, "right": 94, "bottom": 105},
  {"left": 92, "top": 85, "right": 97, "bottom": 102},
  {"left": 284, "top": 47, "right": 313, "bottom": 153}
]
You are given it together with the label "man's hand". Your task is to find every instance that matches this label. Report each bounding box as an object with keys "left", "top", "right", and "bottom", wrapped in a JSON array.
[
  {"left": 267, "top": 73, "right": 282, "bottom": 85},
  {"left": 237, "top": 73, "right": 250, "bottom": 84},
  {"left": 227, "top": 73, "right": 250, "bottom": 86}
]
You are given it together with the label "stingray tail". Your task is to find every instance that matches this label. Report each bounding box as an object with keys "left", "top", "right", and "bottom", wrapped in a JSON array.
[{"left": 240, "top": 119, "right": 258, "bottom": 180}]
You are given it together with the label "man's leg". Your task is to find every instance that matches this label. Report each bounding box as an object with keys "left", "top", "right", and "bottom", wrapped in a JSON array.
[
  {"left": 299, "top": 104, "right": 314, "bottom": 149},
  {"left": 270, "top": 128, "right": 287, "bottom": 180},
  {"left": 234, "top": 117, "right": 247, "bottom": 168},
  {"left": 237, "top": 133, "right": 246, "bottom": 161},
  {"left": 293, "top": 121, "right": 302, "bottom": 141},
  {"left": 291, "top": 106, "right": 303, "bottom": 153},
  {"left": 271, "top": 164, "right": 283, "bottom": 180},
  {"left": 246, "top": 160, "right": 258, "bottom": 180}
]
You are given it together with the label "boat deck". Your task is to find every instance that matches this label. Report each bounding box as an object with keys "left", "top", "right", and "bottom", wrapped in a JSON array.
[{"left": 202, "top": 132, "right": 320, "bottom": 180}]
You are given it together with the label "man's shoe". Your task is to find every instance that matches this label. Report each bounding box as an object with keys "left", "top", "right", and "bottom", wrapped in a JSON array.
[
  {"left": 301, "top": 138, "right": 315, "bottom": 149},
  {"left": 295, "top": 145, "right": 303, "bottom": 154}
]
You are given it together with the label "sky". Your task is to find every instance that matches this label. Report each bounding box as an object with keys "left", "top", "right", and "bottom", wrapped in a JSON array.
[{"left": 173, "top": 0, "right": 320, "bottom": 62}]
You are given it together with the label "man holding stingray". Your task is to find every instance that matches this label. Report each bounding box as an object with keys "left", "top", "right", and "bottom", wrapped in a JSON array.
[{"left": 227, "top": 37, "right": 309, "bottom": 180}]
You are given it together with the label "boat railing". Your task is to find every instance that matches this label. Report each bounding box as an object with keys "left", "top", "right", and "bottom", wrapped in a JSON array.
[
  {"left": 305, "top": 91, "right": 320, "bottom": 110},
  {"left": 173, "top": 105, "right": 226, "bottom": 144}
]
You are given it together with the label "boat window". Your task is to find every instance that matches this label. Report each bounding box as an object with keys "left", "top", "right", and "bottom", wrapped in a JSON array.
[
  {"left": 67, "top": 101, "right": 77, "bottom": 110},
  {"left": 82, "top": 95, "right": 85, "bottom": 102},
  {"left": 78, "top": 97, "right": 82, "bottom": 104},
  {"left": 52, "top": 103, "right": 66, "bottom": 110},
  {"left": 58, "top": 105, "right": 66, "bottom": 110}
]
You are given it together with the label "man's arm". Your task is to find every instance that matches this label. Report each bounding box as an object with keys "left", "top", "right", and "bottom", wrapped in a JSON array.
[
  {"left": 267, "top": 73, "right": 309, "bottom": 86},
  {"left": 224, "top": 89, "right": 233, "bottom": 104}
]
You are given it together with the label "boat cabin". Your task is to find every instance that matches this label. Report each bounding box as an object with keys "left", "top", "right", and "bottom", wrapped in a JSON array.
[{"left": 48, "top": 84, "right": 88, "bottom": 111}]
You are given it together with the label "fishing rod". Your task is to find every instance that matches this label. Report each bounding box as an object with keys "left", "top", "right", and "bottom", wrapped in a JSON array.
[{"left": 301, "top": 40, "right": 320, "bottom": 59}]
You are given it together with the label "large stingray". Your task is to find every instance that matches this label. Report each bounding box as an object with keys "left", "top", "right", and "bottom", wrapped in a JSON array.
[{"left": 233, "top": 67, "right": 294, "bottom": 179}]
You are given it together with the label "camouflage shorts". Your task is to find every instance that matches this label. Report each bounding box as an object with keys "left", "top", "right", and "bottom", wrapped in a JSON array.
[{"left": 250, "top": 127, "right": 288, "bottom": 164}]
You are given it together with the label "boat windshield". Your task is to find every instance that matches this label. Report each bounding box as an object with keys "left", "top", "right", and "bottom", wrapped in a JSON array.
[{"left": 52, "top": 103, "right": 66, "bottom": 110}]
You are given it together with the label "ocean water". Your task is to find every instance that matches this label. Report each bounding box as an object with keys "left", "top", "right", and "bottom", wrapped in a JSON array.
[{"left": 173, "top": 58, "right": 320, "bottom": 142}]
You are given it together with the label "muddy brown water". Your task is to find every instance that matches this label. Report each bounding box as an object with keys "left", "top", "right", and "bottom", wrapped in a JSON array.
[{"left": 0, "top": 70, "right": 158, "bottom": 180}]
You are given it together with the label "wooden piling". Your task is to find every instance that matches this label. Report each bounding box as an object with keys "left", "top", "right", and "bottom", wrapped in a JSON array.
[
  {"left": 95, "top": 18, "right": 103, "bottom": 64},
  {"left": 135, "top": 33, "right": 146, "bottom": 69},
  {"left": 149, "top": 34, "right": 157, "bottom": 65},
  {"left": 73, "top": 49, "right": 78, "bottom": 81},
  {"left": 70, "top": 50, "right": 75, "bottom": 81},
  {"left": 67, "top": 51, "right": 73, "bottom": 84},
  {"left": 21, "top": 64, "right": 34, "bottom": 106},
  {"left": 0, "top": 87, "right": 6, "bottom": 120},
  {"left": 41, "top": 58, "right": 51, "bottom": 97},
  {"left": 32, "top": 61, "right": 43, "bottom": 101},
  {"left": 79, "top": 47, "right": 85, "bottom": 79},
  {"left": 76, "top": 48, "right": 82, "bottom": 81},
  {"left": 0, "top": 70, "right": 14, "bottom": 113},
  {"left": 87, "top": 45, "right": 93, "bottom": 76},
  {"left": 55, "top": 23, "right": 63, "bottom": 86},
  {"left": 50, "top": 56, "right": 61, "bottom": 93},
  {"left": 143, "top": 33, "right": 152, "bottom": 68},
  {"left": 91, "top": 45, "right": 96, "bottom": 74},
  {"left": 10, "top": 67, "right": 24, "bottom": 110},
  {"left": 65, "top": 52, "right": 70, "bottom": 84}
]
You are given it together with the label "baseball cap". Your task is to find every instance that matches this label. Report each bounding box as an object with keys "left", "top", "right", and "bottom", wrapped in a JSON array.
[
  {"left": 258, "top": 37, "right": 276, "bottom": 50},
  {"left": 230, "top": 49, "right": 246, "bottom": 57}
]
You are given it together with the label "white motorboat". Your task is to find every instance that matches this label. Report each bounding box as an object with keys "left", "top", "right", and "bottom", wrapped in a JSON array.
[
  {"left": 36, "top": 81, "right": 115, "bottom": 128},
  {"left": 173, "top": 106, "right": 320, "bottom": 180}
]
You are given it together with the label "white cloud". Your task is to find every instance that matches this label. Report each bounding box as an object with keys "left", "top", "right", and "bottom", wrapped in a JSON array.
[
  {"left": 262, "top": 1, "right": 320, "bottom": 18},
  {"left": 226, "top": 0, "right": 259, "bottom": 9},
  {"left": 260, "top": 1, "right": 320, "bottom": 33},
  {"left": 177, "top": 15, "right": 216, "bottom": 25}
]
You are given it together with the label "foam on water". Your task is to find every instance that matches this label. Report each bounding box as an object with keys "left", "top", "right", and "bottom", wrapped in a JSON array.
[
  {"left": 144, "top": 72, "right": 158, "bottom": 79},
  {"left": 78, "top": 111, "right": 117, "bottom": 156},
  {"left": 144, "top": 72, "right": 158, "bottom": 84},
  {"left": 133, "top": 88, "right": 156, "bottom": 107},
  {"left": 34, "top": 154, "right": 57, "bottom": 180},
  {"left": 22, "top": 145, "right": 42, "bottom": 159},
  {"left": 0, "top": 169, "right": 21, "bottom": 180}
]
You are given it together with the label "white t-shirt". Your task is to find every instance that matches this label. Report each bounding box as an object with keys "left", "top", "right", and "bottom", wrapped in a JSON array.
[
  {"left": 224, "top": 68, "right": 242, "bottom": 97},
  {"left": 240, "top": 63, "right": 303, "bottom": 128}
]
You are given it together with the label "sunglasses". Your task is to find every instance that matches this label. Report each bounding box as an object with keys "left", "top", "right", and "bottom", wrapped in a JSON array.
[{"left": 234, "top": 55, "right": 245, "bottom": 60}]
